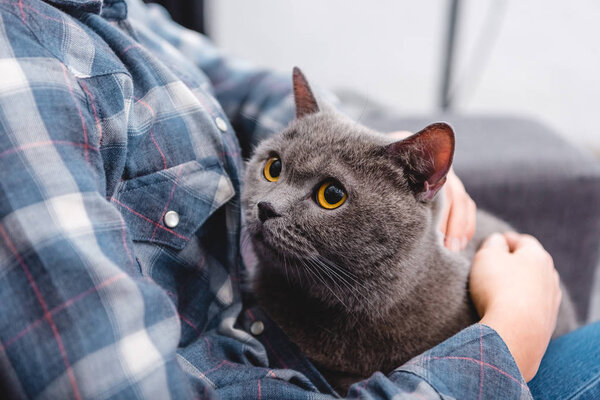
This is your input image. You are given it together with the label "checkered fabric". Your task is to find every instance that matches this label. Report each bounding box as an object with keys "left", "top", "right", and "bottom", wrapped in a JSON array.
[{"left": 0, "top": 0, "right": 532, "bottom": 398}]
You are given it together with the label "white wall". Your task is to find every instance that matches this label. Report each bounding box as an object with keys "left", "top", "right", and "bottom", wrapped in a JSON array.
[{"left": 207, "top": 0, "right": 600, "bottom": 148}]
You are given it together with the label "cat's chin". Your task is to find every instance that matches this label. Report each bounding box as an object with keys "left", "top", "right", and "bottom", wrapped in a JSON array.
[
  {"left": 249, "top": 229, "right": 310, "bottom": 274},
  {"left": 247, "top": 219, "right": 299, "bottom": 257},
  {"left": 251, "top": 233, "right": 294, "bottom": 262},
  {"left": 250, "top": 228, "right": 285, "bottom": 258}
]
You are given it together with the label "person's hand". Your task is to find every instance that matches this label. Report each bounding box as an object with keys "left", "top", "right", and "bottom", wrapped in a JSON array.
[
  {"left": 470, "top": 232, "right": 562, "bottom": 382},
  {"left": 388, "top": 131, "right": 476, "bottom": 251},
  {"left": 438, "top": 168, "right": 476, "bottom": 251}
]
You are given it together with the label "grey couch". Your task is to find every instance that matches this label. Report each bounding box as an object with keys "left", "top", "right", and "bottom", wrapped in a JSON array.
[{"left": 358, "top": 111, "right": 600, "bottom": 322}]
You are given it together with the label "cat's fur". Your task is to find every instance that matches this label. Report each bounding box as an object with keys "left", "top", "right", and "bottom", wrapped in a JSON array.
[{"left": 242, "top": 68, "right": 578, "bottom": 394}]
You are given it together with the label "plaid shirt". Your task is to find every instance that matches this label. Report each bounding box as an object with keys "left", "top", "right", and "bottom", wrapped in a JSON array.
[{"left": 0, "top": 0, "right": 532, "bottom": 398}]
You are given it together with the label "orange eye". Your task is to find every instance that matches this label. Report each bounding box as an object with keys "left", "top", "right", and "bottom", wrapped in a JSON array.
[
  {"left": 263, "top": 157, "right": 282, "bottom": 182},
  {"left": 316, "top": 181, "right": 347, "bottom": 209}
]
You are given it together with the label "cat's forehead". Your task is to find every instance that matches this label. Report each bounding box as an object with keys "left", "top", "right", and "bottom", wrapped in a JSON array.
[{"left": 277, "top": 113, "right": 385, "bottom": 167}]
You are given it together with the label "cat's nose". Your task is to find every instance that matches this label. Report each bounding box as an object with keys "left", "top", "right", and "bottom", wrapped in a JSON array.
[{"left": 257, "top": 202, "right": 281, "bottom": 222}]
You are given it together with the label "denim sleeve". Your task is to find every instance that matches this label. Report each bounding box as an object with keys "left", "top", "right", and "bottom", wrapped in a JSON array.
[{"left": 125, "top": 0, "right": 339, "bottom": 153}]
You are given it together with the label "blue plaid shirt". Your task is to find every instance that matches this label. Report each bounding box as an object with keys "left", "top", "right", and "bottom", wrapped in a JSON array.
[{"left": 0, "top": 0, "right": 532, "bottom": 398}]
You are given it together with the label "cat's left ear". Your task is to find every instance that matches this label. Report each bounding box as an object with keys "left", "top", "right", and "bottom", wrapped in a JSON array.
[
  {"left": 293, "top": 67, "right": 320, "bottom": 118},
  {"left": 386, "top": 123, "right": 455, "bottom": 202}
]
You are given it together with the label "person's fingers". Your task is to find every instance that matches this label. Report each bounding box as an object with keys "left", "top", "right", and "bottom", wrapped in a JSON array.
[
  {"left": 444, "top": 192, "right": 469, "bottom": 252},
  {"left": 438, "top": 201, "right": 451, "bottom": 237},
  {"left": 480, "top": 232, "right": 510, "bottom": 252},
  {"left": 439, "top": 169, "right": 477, "bottom": 251},
  {"left": 503, "top": 232, "right": 543, "bottom": 253},
  {"left": 463, "top": 197, "right": 477, "bottom": 248},
  {"left": 439, "top": 189, "right": 452, "bottom": 238}
]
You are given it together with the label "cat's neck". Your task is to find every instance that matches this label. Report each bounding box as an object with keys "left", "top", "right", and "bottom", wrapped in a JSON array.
[
  {"left": 393, "top": 228, "right": 473, "bottom": 318},
  {"left": 254, "top": 231, "right": 476, "bottom": 378},
  {"left": 255, "top": 227, "right": 470, "bottom": 326}
]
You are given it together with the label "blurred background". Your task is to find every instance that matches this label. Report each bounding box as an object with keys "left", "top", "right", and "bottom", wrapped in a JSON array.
[
  {"left": 148, "top": 0, "right": 600, "bottom": 318},
  {"left": 190, "top": 0, "right": 600, "bottom": 152}
]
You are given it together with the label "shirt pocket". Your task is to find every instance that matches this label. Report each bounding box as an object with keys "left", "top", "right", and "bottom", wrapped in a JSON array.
[{"left": 112, "top": 158, "right": 235, "bottom": 250}]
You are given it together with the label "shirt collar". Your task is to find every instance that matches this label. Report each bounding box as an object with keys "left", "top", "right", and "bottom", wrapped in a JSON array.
[{"left": 43, "top": 0, "right": 127, "bottom": 19}]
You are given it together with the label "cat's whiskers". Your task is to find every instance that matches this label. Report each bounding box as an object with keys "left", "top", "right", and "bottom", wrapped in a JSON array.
[
  {"left": 307, "top": 257, "right": 361, "bottom": 305},
  {"left": 282, "top": 254, "right": 291, "bottom": 286},
  {"left": 293, "top": 256, "right": 303, "bottom": 286},
  {"left": 315, "top": 256, "right": 360, "bottom": 283},
  {"left": 307, "top": 256, "right": 381, "bottom": 320},
  {"left": 315, "top": 256, "right": 373, "bottom": 298},
  {"left": 300, "top": 258, "right": 350, "bottom": 311},
  {"left": 306, "top": 258, "right": 358, "bottom": 307},
  {"left": 298, "top": 258, "right": 316, "bottom": 286},
  {"left": 314, "top": 256, "right": 385, "bottom": 320},
  {"left": 240, "top": 231, "right": 253, "bottom": 253}
]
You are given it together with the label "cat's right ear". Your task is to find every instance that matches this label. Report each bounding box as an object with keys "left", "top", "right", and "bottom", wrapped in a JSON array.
[
  {"left": 386, "top": 123, "right": 455, "bottom": 202},
  {"left": 293, "top": 67, "right": 320, "bottom": 118}
]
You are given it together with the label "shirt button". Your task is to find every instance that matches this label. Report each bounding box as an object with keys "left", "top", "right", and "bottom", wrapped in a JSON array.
[
  {"left": 215, "top": 116, "right": 228, "bottom": 132},
  {"left": 164, "top": 210, "right": 180, "bottom": 228},
  {"left": 250, "top": 320, "right": 264, "bottom": 336}
]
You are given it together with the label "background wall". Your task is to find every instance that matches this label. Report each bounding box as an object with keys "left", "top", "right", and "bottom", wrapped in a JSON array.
[{"left": 206, "top": 0, "right": 600, "bottom": 150}]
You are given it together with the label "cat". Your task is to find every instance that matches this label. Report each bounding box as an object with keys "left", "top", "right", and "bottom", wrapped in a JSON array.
[{"left": 242, "top": 67, "right": 578, "bottom": 394}]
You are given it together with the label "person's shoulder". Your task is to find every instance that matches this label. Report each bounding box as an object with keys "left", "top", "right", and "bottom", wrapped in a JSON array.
[
  {"left": 0, "top": 1, "right": 81, "bottom": 65},
  {"left": 0, "top": 1, "right": 127, "bottom": 80}
]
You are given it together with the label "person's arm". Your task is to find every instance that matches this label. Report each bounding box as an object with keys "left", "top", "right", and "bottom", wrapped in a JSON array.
[
  {"left": 471, "top": 232, "right": 562, "bottom": 381},
  {"left": 0, "top": 17, "right": 194, "bottom": 398},
  {"left": 124, "top": 0, "right": 339, "bottom": 155},
  {"left": 206, "top": 323, "right": 528, "bottom": 399}
]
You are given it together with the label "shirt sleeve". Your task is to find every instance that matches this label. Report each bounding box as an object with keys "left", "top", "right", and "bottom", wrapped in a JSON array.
[
  {"left": 124, "top": 0, "right": 339, "bottom": 155},
  {"left": 0, "top": 16, "right": 194, "bottom": 399},
  {"left": 343, "top": 324, "right": 532, "bottom": 399},
  {"left": 207, "top": 324, "right": 532, "bottom": 400}
]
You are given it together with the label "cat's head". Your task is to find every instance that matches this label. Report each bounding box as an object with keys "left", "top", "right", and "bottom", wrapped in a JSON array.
[{"left": 243, "top": 68, "right": 454, "bottom": 314}]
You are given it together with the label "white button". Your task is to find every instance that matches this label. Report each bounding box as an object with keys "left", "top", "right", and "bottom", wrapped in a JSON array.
[
  {"left": 215, "top": 117, "right": 228, "bottom": 132},
  {"left": 164, "top": 211, "right": 180, "bottom": 228},
  {"left": 250, "top": 321, "right": 264, "bottom": 336}
]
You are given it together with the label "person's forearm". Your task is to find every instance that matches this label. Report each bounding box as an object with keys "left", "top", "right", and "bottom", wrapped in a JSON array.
[
  {"left": 471, "top": 232, "right": 562, "bottom": 383},
  {"left": 481, "top": 309, "right": 549, "bottom": 382}
]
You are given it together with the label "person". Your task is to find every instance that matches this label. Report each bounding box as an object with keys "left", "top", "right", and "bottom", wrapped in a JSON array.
[{"left": 0, "top": 0, "right": 598, "bottom": 398}]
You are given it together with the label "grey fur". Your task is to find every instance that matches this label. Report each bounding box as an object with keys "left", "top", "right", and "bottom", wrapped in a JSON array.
[{"left": 242, "top": 78, "right": 577, "bottom": 394}]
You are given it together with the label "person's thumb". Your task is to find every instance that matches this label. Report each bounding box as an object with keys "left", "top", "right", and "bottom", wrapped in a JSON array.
[{"left": 481, "top": 233, "right": 509, "bottom": 251}]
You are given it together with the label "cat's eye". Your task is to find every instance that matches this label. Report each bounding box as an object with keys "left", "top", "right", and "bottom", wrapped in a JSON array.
[
  {"left": 263, "top": 156, "right": 282, "bottom": 182},
  {"left": 316, "top": 181, "right": 347, "bottom": 209}
]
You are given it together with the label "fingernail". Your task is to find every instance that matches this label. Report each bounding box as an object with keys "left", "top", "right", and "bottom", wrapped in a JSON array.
[
  {"left": 451, "top": 238, "right": 461, "bottom": 252},
  {"left": 461, "top": 236, "right": 468, "bottom": 249}
]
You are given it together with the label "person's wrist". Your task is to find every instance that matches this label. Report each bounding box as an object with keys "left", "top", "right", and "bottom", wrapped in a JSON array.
[{"left": 480, "top": 309, "right": 542, "bottom": 382}]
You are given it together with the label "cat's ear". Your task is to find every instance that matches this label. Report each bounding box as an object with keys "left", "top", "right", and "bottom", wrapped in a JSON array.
[
  {"left": 293, "top": 67, "right": 320, "bottom": 118},
  {"left": 386, "top": 123, "right": 455, "bottom": 202}
]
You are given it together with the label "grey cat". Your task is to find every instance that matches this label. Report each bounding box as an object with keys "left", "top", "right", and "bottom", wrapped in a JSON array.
[{"left": 242, "top": 68, "right": 578, "bottom": 394}]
